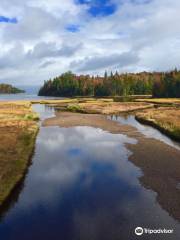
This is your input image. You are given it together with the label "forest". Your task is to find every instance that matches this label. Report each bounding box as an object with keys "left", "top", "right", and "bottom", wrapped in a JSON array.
[
  {"left": 38, "top": 69, "right": 180, "bottom": 98},
  {"left": 153, "top": 70, "right": 180, "bottom": 97},
  {"left": 0, "top": 84, "right": 25, "bottom": 94}
]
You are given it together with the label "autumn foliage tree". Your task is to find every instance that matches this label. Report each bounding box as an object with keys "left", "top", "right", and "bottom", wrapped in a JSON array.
[{"left": 38, "top": 69, "right": 180, "bottom": 98}]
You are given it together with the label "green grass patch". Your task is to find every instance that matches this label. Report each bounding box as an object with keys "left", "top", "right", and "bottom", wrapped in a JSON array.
[{"left": 67, "top": 104, "right": 84, "bottom": 113}]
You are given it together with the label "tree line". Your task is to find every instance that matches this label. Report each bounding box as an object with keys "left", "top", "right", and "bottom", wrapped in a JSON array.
[
  {"left": 0, "top": 84, "right": 25, "bottom": 94},
  {"left": 153, "top": 69, "right": 180, "bottom": 97},
  {"left": 38, "top": 69, "right": 180, "bottom": 98}
]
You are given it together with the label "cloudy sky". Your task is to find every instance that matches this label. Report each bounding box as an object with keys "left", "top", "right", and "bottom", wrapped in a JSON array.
[{"left": 0, "top": 0, "right": 180, "bottom": 85}]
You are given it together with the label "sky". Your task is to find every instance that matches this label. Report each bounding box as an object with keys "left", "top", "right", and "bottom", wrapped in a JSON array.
[{"left": 0, "top": 0, "right": 180, "bottom": 85}]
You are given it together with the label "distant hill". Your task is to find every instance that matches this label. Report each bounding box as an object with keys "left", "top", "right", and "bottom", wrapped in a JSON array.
[{"left": 0, "top": 84, "right": 25, "bottom": 94}]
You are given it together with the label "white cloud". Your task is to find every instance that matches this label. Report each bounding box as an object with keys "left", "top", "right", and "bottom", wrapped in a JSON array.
[
  {"left": 0, "top": 0, "right": 180, "bottom": 85},
  {"left": 71, "top": 51, "right": 139, "bottom": 71}
]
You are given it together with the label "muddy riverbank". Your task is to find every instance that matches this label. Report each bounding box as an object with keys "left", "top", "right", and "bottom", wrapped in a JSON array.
[{"left": 44, "top": 110, "right": 180, "bottom": 222}]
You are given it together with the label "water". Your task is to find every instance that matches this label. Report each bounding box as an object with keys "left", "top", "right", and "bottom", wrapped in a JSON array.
[
  {"left": 0, "top": 105, "right": 180, "bottom": 240},
  {"left": 0, "top": 94, "right": 64, "bottom": 101},
  {"left": 0, "top": 86, "right": 64, "bottom": 101},
  {"left": 108, "top": 115, "right": 180, "bottom": 150},
  {"left": 33, "top": 104, "right": 55, "bottom": 121}
]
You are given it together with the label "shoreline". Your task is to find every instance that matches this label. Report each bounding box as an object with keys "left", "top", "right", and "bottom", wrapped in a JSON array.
[
  {"left": 43, "top": 110, "right": 180, "bottom": 221},
  {"left": 37, "top": 97, "right": 180, "bottom": 142},
  {"left": 135, "top": 115, "right": 180, "bottom": 142},
  {"left": 0, "top": 128, "right": 38, "bottom": 218},
  {"left": 135, "top": 107, "right": 180, "bottom": 142},
  {"left": 0, "top": 102, "right": 39, "bottom": 210}
]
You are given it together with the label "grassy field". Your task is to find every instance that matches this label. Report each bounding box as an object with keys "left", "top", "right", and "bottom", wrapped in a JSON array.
[
  {"left": 136, "top": 107, "right": 180, "bottom": 141},
  {"left": 0, "top": 102, "right": 39, "bottom": 206}
]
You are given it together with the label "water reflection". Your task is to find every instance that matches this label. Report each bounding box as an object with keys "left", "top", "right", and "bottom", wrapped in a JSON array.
[
  {"left": 32, "top": 104, "right": 55, "bottom": 122},
  {"left": 108, "top": 115, "right": 180, "bottom": 150},
  {"left": 0, "top": 124, "right": 180, "bottom": 240}
]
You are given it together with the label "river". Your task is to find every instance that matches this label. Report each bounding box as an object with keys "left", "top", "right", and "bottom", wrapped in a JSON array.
[{"left": 0, "top": 104, "right": 180, "bottom": 240}]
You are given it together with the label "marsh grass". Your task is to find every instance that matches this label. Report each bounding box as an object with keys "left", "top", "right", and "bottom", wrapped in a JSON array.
[
  {"left": 136, "top": 107, "right": 180, "bottom": 141},
  {"left": 0, "top": 102, "right": 39, "bottom": 206},
  {"left": 42, "top": 98, "right": 153, "bottom": 114},
  {"left": 67, "top": 104, "right": 84, "bottom": 113},
  {"left": 136, "top": 98, "right": 180, "bottom": 105}
]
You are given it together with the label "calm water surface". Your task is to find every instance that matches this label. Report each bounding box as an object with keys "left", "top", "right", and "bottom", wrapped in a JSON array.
[
  {"left": 0, "top": 105, "right": 180, "bottom": 240},
  {"left": 108, "top": 115, "right": 180, "bottom": 150},
  {"left": 0, "top": 92, "right": 63, "bottom": 101}
]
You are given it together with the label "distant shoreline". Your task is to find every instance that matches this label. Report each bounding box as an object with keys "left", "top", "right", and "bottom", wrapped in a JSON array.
[{"left": 0, "top": 84, "right": 25, "bottom": 94}]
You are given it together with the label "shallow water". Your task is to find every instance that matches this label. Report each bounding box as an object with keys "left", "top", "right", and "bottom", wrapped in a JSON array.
[
  {"left": 0, "top": 105, "right": 180, "bottom": 240},
  {"left": 108, "top": 114, "right": 180, "bottom": 150}
]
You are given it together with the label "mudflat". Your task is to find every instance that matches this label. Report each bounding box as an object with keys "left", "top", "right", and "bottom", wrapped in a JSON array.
[
  {"left": 43, "top": 110, "right": 180, "bottom": 221},
  {"left": 43, "top": 111, "right": 136, "bottom": 134}
]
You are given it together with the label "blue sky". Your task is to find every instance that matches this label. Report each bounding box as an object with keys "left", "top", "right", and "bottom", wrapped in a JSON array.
[
  {"left": 0, "top": 16, "right": 17, "bottom": 24},
  {"left": 76, "top": 0, "right": 117, "bottom": 17},
  {"left": 66, "top": 24, "right": 80, "bottom": 33},
  {"left": 0, "top": 0, "right": 180, "bottom": 85}
]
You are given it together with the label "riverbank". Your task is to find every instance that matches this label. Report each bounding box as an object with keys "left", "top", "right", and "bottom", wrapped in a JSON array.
[
  {"left": 0, "top": 101, "right": 39, "bottom": 207},
  {"left": 37, "top": 97, "right": 180, "bottom": 141},
  {"left": 43, "top": 110, "right": 180, "bottom": 221},
  {"left": 2, "top": 97, "right": 180, "bottom": 141},
  {"left": 135, "top": 107, "right": 180, "bottom": 141}
]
